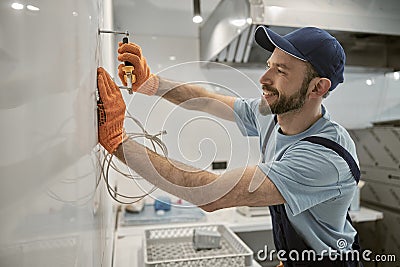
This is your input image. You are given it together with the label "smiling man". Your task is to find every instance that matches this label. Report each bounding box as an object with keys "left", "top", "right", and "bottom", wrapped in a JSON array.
[
  {"left": 259, "top": 51, "right": 320, "bottom": 116},
  {"left": 97, "top": 26, "right": 361, "bottom": 266}
]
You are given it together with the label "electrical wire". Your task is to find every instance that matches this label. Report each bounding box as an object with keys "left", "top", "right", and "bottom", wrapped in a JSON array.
[
  {"left": 45, "top": 111, "right": 167, "bottom": 206},
  {"left": 46, "top": 149, "right": 102, "bottom": 207},
  {"left": 100, "top": 110, "right": 168, "bottom": 204}
]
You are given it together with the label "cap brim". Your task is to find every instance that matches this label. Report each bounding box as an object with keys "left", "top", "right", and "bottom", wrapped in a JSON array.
[{"left": 254, "top": 26, "right": 307, "bottom": 62}]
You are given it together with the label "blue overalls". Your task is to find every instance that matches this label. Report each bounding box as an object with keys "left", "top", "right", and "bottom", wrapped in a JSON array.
[{"left": 262, "top": 120, "right": 362, "bottom": 267}]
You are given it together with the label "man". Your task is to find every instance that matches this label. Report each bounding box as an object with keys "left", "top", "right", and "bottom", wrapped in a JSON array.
[{"left": 97, "top": 26, "right": 361, "bottom": 266}]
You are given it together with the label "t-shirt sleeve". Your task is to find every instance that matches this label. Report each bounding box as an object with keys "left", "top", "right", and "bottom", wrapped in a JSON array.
[
  {"left": 233, "top": 98, "right": 260, "bottom": 136},
  {"left": 258, "top": 142, "right": 342, "bottom": 216}
]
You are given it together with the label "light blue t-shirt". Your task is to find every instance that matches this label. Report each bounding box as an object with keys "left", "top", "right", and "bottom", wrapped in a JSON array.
[{"left": 234, "top": 98, "right": 359, "bottom": 254}]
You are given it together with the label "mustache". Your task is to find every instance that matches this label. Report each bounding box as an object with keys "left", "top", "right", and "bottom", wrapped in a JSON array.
[{"left": 262, "top": 85, "right": 279, "bottom": 95}]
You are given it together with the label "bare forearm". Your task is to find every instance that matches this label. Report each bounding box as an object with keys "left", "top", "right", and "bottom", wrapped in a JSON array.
[
  {"left": 114, "top": 138, "right": 218, "bottom": 205},
  {"left": 113, "top": 138, "right": 284, "bottom": 211},
  {"left": 155, "top": 76, "right": 236, "bottom": 121},
  {"left": 156, "top": 77, "right": 220, "bottom": 114}
]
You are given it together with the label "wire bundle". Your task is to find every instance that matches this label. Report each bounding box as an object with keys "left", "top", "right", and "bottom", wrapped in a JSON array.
[{"left": 101, "top": 110, "right": 168, "bottom": 204}]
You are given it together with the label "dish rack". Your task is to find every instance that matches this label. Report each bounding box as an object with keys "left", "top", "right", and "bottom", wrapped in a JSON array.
[{"left": 143, "top": 224, "right": 253, "bottom": 266}]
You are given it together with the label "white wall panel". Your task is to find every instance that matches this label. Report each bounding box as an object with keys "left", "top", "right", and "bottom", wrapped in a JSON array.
[
  {"left": 325, "top": 72, "right": 400, "bottom": 128},
  {"left": 0, "top": 0, "right": 114, "bottom": 266}
]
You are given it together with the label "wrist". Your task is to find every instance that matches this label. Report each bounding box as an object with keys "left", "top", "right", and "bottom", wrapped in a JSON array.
[
  {"left": 137, "top": 74, "right": 159, "bottom": 95},
  {"left": 122, "top": 129, "right": 128, "bottom": 143}
]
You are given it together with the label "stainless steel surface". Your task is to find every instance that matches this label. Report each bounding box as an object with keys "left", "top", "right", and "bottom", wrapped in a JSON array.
[
  {"left": 350, "top": 126, "right": 400, "bottom": 209},
  {"left": 200, "top": 0, "right": 400, "bottom": 71},
  {"left": 350, "top": 125, "right": 400, "bottom": 264},
  {"left": 200, "top": 0, "right": 251, "bottom": 63},
  {"left": 125, "top": 74, "right": 133, "bottom": 92},
  {"left": 99, "top": 29, "right": 129, "bottom": 35},
  {"left": 119, "top": 85, "right": 134, "bottom": 94}
]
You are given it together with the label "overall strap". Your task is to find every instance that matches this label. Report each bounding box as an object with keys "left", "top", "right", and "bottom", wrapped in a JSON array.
[
  {"left": 261, "top": 115, "right": 277, "bottom": 163},
  {"left": 301, "top": 135, "right": 363, "bottom": 258},
  {"left": 301, "top": 136, "right": 360, "bottom": 184}
]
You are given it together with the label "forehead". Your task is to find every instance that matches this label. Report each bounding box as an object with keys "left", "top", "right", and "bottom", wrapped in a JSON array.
[{"left": 268, "top": 48, "right": 307, "bottom": 70}]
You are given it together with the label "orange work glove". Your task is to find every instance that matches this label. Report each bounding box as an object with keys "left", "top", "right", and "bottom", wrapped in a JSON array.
[
  {"left": 97, "top": 67, "right": 127, "bottom": 154},
  {"left": 117, "top": 42, "right": 159, "bottom": 95}
]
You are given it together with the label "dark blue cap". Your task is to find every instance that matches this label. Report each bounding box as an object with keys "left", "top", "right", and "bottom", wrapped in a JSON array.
[{"left": 255, "top": 26, "right": 346, "bottom": 91}]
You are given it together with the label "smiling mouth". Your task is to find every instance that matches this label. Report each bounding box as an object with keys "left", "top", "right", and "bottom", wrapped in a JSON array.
[{"left": 263, "top": 91, "right": 278, "bottom": 100}]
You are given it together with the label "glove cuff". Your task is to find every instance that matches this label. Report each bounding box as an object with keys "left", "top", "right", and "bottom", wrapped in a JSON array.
[
  {"left": 137, "top": 74, "right": 159, "bottom": 96},
  {"left": 101, "top": 121, "right": 125, "bottom": 154}
]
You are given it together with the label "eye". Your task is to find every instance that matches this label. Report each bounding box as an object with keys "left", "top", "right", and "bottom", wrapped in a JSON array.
[{"left": 277, "top": 68, "right": 285, "bottom": 74}]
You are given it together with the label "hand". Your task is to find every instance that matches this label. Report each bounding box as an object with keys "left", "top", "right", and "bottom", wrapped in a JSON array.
[
  {"left": 97, "top": 67, "right": 127, "bottom": 153},
  {"left": 117, "top": 42, "right": 159, "bottom": 95}
]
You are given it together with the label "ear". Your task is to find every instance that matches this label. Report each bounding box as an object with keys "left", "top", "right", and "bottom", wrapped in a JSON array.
[{"left": 309, "top": 78, "right": 331, "bottom": 98}]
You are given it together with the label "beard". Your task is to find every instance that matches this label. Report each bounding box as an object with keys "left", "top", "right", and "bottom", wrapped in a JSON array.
[{"left": 259, "top": 77, "right": 310, "bottom": 115}]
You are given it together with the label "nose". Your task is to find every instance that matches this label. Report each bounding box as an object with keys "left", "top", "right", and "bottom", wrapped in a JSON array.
[{"left": 259, "top": 68, "right": 273, "bottom": 86}]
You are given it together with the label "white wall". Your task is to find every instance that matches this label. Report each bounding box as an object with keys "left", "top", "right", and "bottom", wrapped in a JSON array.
[
  {"left": 0, "top": 1, "right": 115, "bottom": 266},
  {"left": 325, "top": 72, "right": 400, "bottom": 128}
]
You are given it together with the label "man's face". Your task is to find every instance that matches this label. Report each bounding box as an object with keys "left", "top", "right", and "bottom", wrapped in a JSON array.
[{"left": 259, "top": 48, "right": 314, "bottom": 115}]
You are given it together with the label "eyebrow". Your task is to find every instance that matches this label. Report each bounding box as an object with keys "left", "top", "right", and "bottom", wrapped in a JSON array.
[{"left": 266, "top": 60, "right": 290, "bottom": 70}]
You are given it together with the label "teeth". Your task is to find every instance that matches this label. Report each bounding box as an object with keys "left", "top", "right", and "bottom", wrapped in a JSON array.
[{"left": 264, "top": 92, "right": 276, "bottom": 96}]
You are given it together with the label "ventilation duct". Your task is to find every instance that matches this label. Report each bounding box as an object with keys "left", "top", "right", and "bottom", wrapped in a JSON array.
[{"left": 200, "top": 0, "right": 400, "bottom": 71}]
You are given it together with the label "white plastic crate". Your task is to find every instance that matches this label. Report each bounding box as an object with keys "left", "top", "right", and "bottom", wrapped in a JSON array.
[{"left": 143, "top": 224, "right": 253, "bottom": 266}]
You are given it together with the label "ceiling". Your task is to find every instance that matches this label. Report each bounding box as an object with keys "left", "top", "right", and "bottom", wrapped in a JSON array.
[
  {"left": 199, "top": 0, "right": 400, "bottom": 71},
  {"left": 113, "top": 0, "right": 222, "bottom": 38}
]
